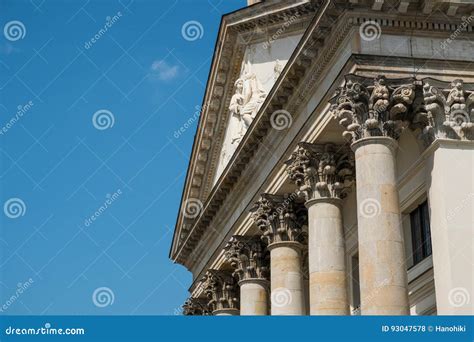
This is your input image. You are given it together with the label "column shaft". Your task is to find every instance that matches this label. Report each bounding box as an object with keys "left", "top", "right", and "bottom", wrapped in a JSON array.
[
  {"left": 426, "top": 141, "right": 474, "bottom": 315},
  {"left": 307, "top": 199, "right": 349, "bottom": 315},
  {"left": 269, "top": 242, "right": 305, "bottom": 315},
  {"left": 239, "top": 279, "right": 269, "bottom": 315},
  {"left": 353, "top": 137, "right": 409, "bottom": 315},
  {"left": 213, "top": 308, "right": 240, "bottom": 316}
]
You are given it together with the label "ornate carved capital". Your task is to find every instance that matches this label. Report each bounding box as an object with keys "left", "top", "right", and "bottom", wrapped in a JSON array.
[
  {"left": 250, "top": 193, "right": 307, "bottom": 246},
  {"left": 224, "top": 236, "right": 269, "bottom": 282},
  {"left": 182, "top": 297, "right": 211, "bottom": 316},
  {"left": 202, "top": 270, "right": 239, "bottom": 312},
  {"left": 330, "top": 74, "right": 417, "bottom": 142},
  {"left": 417, "top": 78, "right": 474, "bottom": 145},
  {"left": 285, "top": 143, "right": 355, "bottom": 202}
]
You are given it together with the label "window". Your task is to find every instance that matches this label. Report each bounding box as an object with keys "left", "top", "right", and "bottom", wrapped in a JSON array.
[
  {"left": 410, "top": 200, "right": 432, "bottom": 265},
  {"left": 351, "top": 253, "right": 360, "bottom": 315}
]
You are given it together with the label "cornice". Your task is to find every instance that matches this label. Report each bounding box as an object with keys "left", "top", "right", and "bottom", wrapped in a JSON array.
[
  {"left": 170, "top": 0, "right": 317, "bottom": 260},
  {"left": 172, "top": 0, "right": 474, "bottom": 265}
]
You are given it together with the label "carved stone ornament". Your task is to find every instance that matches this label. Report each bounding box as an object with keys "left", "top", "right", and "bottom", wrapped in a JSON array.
[
  {"left": 330, "top": 75, "right": 417, "bottom": 142},
  {"left": 217, "top": 61, "right": 268, "bottom": 173},
  {"left": 224, "top": 236, "right": 270, "bottom": 282},
  {"left": 250, "top": 193, "right": 307, "bottom": 246},
  {"left": 202, "top": 270, "right": 239, "bottom": 312},
  {"left": 417, "top": 78, "right": 474, "bottom": 144},
  {"left": 330, "top": 74, "right": 474, "bottom": 146},
  {"left": 285, "top": 143, "right": 355, "bottom": 202},
  {"left": 182, "top": 297, "right": 211, "bottom": 316}
]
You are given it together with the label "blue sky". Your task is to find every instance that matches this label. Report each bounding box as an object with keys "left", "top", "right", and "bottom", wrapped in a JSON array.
[{"left": 0, "top": 0, "right": 245, "bottom": 315}]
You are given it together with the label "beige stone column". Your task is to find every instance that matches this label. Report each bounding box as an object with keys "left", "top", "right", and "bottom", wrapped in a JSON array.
[
  {"left": 426, "top": 140, "right": 474, "bottom": 315},
  {"left": 224, "top": 236, "right": 270, "bottom": 315},
  {"left": 213, "top": 308, "right": 240, "bottom": 316},
  {"left": 251, "top": 194, "right": 307, "bottom": 315},
  {"left": 202, "top": 270, "right": 240, "bottom": 316},
  {"left": 330, "top": 75, "right": 415, "bottom": 315},
  {"left": 268, "top": 241, "right": 305, "bottom": 315},
  {"left": 419, "top": 79, "right": 474, "bottom": 314},
  {"left": 238, "top": 280, "right": 269, "bottom": 315},
  {"left": 286, "top": 143, "right": 354, "bottom": 315},
  {"left": 352, "top": 137, "right": 409, "bottom": 315}
]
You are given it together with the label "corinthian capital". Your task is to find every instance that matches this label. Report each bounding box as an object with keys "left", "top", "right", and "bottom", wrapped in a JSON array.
[
  {"left": 202, "top": 270, "right": 239, "bottom": 312},
  {"left": 224, "top": 236, "right": 269, "bottom": 282},
  {"left": 417, "top": 78, "right": 474, "bottom": 144},
  {"left": 330, "top": 74, "right": 416, "bottom": 142},
  {"left": 250, "top": 193, "right": 307, "bottom": 245},
  {"left": 182, "top": 297, "right": 211, "bottom": 316},
  {"left": 285, "top": 143, "right": 354, "bottom": 202}
]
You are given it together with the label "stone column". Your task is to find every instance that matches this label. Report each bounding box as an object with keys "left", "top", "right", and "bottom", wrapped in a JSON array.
[
  {"left": 202, "top": 270, "right": 240, "bottom": 316},
  {"left": 286, "top": 143, "right": 355, "bottom": 315},
  {"left": 419, "top": 79, "right": 474, "bottom": 315},
  {"left": 251, "top": 193, "right": 307, "bottom": 315},
  {"left": 224, "top": 236, "right": 270, "bottom": 315},
  {"left": 330, "top": 75, "right": 416, "bottom": 315}
]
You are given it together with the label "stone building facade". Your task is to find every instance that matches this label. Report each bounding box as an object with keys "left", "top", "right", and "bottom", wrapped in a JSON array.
[{"left": 170, "top": 0, "right": 474, "bottom": 316}]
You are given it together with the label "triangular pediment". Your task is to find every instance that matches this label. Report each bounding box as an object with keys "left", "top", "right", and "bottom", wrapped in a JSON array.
[
  {"left": 170, "top": 0, "right": 316, "bottom": 260},
  {"left": 214, "top": 33, "right": 302, "bottom": 181}
]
